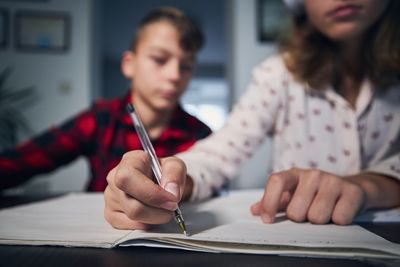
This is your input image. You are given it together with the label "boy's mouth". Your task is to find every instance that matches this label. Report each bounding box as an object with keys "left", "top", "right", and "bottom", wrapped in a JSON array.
[{"left": 160, "top": 90, "right": 179, "bottom": 100}]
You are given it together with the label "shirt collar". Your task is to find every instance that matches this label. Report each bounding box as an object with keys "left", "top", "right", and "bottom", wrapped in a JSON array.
[
  {"left": 355, "top": 79, "right": 373, "bottom": 117},
  {"left": 122, "top": 90, "right": 188, "bottom": 139},
  {"left": 323, "top": 79, "right": 373, "bottom": 117}
]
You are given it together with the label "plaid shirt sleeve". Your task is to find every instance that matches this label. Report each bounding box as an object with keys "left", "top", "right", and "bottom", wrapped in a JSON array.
[
  {"left": 0, "top": 107, "right": 98, "bottom": 189},
  {"left": 0, "top": 96, "right": 213, "bottom": 191}
]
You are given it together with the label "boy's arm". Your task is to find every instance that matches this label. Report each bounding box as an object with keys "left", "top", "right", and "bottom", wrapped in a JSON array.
[{"left": 0, "top": 109, "right": 97, "bottom": 190}]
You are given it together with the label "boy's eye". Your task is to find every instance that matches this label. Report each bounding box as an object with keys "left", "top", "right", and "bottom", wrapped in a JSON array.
[
  {"left": 151, "top": 56, "right": 167, "bottom": 65},
  {"left": 150, "top": 55, "right": 194, "bottom": 73}
]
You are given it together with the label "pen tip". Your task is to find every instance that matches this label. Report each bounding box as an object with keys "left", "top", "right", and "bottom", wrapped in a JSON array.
[
  {"left": 178, "top": 221, "right": 189, "bottom": 236},
  {"left": 127, "top": 103, "right": 135, "bottom": 113}
]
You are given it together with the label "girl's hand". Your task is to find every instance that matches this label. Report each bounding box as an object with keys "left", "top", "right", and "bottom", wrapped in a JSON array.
[
  {"left": 250, "top": 168, "right": 367, "bottom": 225},
  {"left": 104, "top": 150, "right": 187, "bottom": 230}
]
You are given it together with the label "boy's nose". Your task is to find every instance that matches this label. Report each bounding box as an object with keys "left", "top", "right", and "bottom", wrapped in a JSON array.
[{"left": 164, "top": 60, "right": 181, "bottom": 82}]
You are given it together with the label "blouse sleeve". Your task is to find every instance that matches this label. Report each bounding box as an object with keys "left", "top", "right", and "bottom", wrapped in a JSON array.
[
  {"left": 366, "top": 153, "right": 400, "bottom": 181},
  {"left": 177, "top": 56, "right": 288, "bottom": 201}
]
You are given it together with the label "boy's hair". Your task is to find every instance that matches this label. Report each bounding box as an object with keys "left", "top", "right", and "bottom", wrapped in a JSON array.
[
  {"left": 130, "top": 7, "right": 204, "bottom": 53},
  {"left": 281, "top": 1, "right": 400, "bottom": 90}
]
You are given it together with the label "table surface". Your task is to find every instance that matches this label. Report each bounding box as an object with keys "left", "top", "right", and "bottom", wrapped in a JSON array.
[{"left": 0, "top": 194, "right": 399, "bottom": 267}]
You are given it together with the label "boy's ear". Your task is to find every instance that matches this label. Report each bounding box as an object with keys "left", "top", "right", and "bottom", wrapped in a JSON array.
[{"left": 121, "top": 51, "right": 136, "bottom": 79}]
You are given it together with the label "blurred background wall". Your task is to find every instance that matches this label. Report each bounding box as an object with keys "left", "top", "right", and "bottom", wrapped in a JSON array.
[{"left": 0, "top": 0, "right": 285, "bottom": 194}]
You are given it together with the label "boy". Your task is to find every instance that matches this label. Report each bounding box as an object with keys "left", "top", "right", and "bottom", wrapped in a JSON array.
[{"left": 0, "top": 7, "right": 211, "bottom": 191}]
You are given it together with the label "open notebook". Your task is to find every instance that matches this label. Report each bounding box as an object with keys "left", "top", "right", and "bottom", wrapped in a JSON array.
[{"left": 0, "top": 190, "right": 399, "bottom": 260}]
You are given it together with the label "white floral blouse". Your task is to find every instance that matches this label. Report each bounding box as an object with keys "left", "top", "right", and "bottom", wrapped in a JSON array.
[{"left": 178, "top": 54, "right": 400, "bottom": 201}]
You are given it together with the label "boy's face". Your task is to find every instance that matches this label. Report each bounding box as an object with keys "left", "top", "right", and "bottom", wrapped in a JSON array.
[
  {"left": 123, "top": 21, "right": 196, "bottom": 112},
  {"left": 304, "top": 0, "right": 389, "bottom": 42}
]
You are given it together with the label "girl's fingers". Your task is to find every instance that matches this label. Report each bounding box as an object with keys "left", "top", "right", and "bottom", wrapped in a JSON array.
[
  {"left": 285, "top": 170, "right": 321, "bottom": 222},
  {"left": 258, "top": 169, "right": 300, "bottom": 223},
  {"left": 250, "top": 191, "right": 292, "bottom": 215},
  {"left": 306, "top": 174, "right": 342, "bottom": 224},
  {"left": 331, "top": 183, "right": 366, "bottom": 225},
  {"left": 250, "top": 200, "right": 261, "bottom": 215},
  {"left": 254, "top": 168, "right": 365, "bottom": 225}
]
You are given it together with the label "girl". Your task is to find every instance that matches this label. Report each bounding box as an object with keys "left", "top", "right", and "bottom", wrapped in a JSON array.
[
  {"left": 104, "top": 0, "right": 400, "bottom": 229},
  {"left": 0, "top": 7, "right": 211, "bottom": 191}
]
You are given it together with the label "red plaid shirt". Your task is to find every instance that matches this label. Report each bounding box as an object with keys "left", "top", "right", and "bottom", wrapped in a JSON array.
[{"left": 0, "top": 93, "right": 211, "bottom": 191}]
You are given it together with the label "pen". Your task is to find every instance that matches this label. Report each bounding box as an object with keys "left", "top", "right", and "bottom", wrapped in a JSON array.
[{"left": 127, "top": 103, "right": 188, "bottom": 236}]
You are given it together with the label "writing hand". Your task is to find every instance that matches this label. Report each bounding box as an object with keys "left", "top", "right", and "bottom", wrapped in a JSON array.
[{"left": 104, "top": 150, "right": 187, "bottom": 230}]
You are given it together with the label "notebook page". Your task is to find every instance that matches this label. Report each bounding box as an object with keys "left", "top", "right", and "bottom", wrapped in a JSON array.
[
  {"left": 120, "top": 190, "right": 400, "bottom": 258},
  {"left": 0, "top": 190, "right": 399, "bottom": 259},
  {"left": 0, "top": 193, "right": 131, "bottom": 248}
]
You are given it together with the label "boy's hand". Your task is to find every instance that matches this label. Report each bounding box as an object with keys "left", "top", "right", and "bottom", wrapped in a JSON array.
[
  {"left": 250, "top": 168, "right": 367, "bottom": 225},
  {"left": 104, "top": 150, "right": 187, "bottom": 230}
]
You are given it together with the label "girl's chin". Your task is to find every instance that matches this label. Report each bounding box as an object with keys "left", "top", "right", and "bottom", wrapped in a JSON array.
[{"left": 325, "top": 26, "right": 363, "bottom": 42}]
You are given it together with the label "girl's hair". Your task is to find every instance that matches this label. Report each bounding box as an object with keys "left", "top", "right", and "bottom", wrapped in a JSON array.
[
  {"left": 280, "top": 0, "right": 400, "bottom": 90},
  {"left": 130, "top": 7, "right": 204, "bottom": 53}
]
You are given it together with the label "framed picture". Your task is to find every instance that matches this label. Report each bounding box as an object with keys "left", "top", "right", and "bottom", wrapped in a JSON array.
[
  {"left": 0, "top": 0, "right": 49, "bottom": 2},
  {"left": 0, "top": 8, "right": 9, "bottom": 49},
  {"left": 257, "top": 0, "right": 289, "bottom": 42},
  {"left": 14, "top": 10, "right": 70, "bottom": 52}
]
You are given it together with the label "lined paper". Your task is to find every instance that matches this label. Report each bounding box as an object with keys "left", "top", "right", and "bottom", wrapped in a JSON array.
[{"left": 0, "top": 190, "right": 399, "bottom": 260}]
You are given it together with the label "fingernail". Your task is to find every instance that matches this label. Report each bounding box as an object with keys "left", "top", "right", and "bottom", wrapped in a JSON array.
[
  {"left": 164, "top": 182, "right": 179, "bottom": 198},
  {"left": 262, "top": 214, "right": 272, "bottom": 224},
  {"left": 161, "top": 201, "right": 178, "bottom": 211}
]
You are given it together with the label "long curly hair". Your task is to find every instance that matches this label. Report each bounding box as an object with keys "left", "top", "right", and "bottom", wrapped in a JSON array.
[{"left": 280, "top": 0, "right": 400, "bottom": 90}]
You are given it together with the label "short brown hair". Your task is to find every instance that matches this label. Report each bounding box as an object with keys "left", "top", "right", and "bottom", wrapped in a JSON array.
[
  {"left": 130, "top": 7, "right": 204, "bottom": 53},
  {"left": 281, "top": 0, "right": 400, "bottom": 90}
]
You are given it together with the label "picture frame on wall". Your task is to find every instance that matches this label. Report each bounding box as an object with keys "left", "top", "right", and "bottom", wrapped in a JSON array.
[
  {"left": 0, "top": 8, "right": 9, "bottom": 49},
  {"left": 257, "top": 0, "right": 290, "bottom": 42},
  {"left": 14, "top": 10, "right": 70, "bottom": 52}
]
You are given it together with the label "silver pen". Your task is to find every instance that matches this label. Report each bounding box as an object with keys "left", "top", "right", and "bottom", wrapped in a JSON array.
[{"left": 127, "top": 103, "right": 188, "bottom": 236}]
